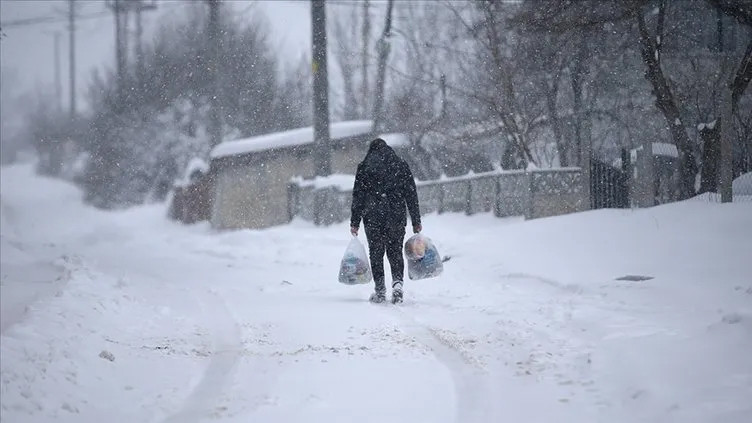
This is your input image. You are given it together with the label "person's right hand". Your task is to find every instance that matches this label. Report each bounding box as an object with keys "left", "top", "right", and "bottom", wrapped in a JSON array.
[
  {"left": 413, "top": 223, "right": 422, "bottom": 234},
  {"left": 351, "top": 226, "right": 359, "bottom": 236}
]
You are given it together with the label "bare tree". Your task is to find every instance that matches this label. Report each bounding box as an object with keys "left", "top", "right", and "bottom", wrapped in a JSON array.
[{"left": 472, "top": 1, "right": 536, "bottom": 168}]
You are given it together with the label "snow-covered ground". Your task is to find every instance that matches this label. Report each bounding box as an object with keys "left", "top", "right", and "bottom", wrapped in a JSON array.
[{"left": 2, "top": 162, "right": 751, "bottom": 423}]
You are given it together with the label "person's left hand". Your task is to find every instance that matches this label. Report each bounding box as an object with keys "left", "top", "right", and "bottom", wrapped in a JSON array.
[
  {"left": 351, "top": 226, "right": 359, "bottom": 236},
  {"left": 413, "top": 223, "right": 422, "bottom": 234}
]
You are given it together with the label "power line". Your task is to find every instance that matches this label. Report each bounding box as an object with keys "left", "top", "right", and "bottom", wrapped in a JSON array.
[
  {"left": 1, "top": 10, "right": 110, "bottom": 28},
  {"left": 1, "top": 2, "right": 186, "bottom": 29}
]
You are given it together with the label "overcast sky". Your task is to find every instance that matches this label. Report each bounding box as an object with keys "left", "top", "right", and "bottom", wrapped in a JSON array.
[{"left": 0, "top": 0, "right": 312, "bottom": 111}]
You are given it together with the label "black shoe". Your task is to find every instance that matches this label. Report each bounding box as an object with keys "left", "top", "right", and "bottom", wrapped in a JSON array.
[
  {"left": 391, "top": 281, "right": 403, "bottom": 304},
  {"left": 369, "top": 290, "right": 386, "bottom": 303}
]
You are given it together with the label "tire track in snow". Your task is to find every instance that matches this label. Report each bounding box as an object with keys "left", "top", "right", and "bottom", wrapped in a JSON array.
[
  {"left": 391, "top": 307, "right": 500, "bottom": 423},
  {"left": 162, "top": 289, "right": 241, "bottom": 423}
]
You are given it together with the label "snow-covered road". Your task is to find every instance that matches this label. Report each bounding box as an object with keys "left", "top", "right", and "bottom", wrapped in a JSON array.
[{"left": 2, "top": 163, "right": 751, "bottom": 423}]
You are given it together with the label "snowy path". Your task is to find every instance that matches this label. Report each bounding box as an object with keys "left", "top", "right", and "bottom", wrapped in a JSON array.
[{"left": 2, "top": 163, "right": 751, "bottom": 423}]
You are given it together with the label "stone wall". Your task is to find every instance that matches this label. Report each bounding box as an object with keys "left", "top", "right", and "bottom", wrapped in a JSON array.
[{"left": 290, "top": 168, "right": 587, "bottom": 226}]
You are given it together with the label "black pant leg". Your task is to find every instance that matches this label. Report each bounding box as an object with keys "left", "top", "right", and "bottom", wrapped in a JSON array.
[
  {"left": 385, "top": 227, "right": 406, "bottom": 284},
  {"left": 365, "top": 227, "right": 387, "bottom": 292}
]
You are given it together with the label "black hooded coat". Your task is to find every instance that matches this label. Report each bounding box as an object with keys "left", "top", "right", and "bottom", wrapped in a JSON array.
[{"left": 350, "top": 139, "right": 421, "bottom": 231}]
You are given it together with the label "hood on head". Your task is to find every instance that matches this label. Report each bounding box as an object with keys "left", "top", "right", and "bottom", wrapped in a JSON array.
[
  {"left": 363, "top": 138, "right": 398, "bottom": 171},
  {"left": 367, "top": 138, "right": 388, "bottom": 153}
]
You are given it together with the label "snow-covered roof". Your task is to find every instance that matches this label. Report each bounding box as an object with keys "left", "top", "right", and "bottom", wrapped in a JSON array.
[
  {"left": 210, "top": 120, "right": 374, "bottom": 159},
  {"left": 378, "top": 132, "right": 410, "bottom": 148}
]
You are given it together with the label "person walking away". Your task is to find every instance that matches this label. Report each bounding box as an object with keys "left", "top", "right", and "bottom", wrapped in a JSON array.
[{"left": 350, "top": 138, "right": 422, "bottom": 304}]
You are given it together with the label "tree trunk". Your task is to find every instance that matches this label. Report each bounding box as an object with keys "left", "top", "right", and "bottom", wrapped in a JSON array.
[
  {"left": 545, "top": 83, "right": 568, "bottom": 167},
  {"left": 207, "top": 0, "right": 222, "bottom": 147},
  {"left": 719, "top": 81, "right": 734, "bottom": 202},
  {"left": 311, "top": 0, "right": 331, "bottom": 176},
  {"left": 342, "top": 69, "right": 359, "bottom": 120},
  {"left": 696, "top": 33, "right": 751, "bottom": 194},
  {"left": 698, "top": 123, "right": 721, "bottom": 193},
  {"left": 635, "top": 3, "right": 697, "bottom": 199},
  {"left": 571, "top": 35, "right": 588, "bottom": 167}
]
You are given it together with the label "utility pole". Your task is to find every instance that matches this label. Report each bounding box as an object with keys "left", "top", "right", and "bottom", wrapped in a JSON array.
[
  {"left": 361, "top": 0, "right": 370, "bottom": 117},
  {"left": 54, "top": 31, "right": 62, "bottom": 113},
  {"left": 131, "top": 1, "right": 156, "bottom": 88},
  {"left": 122, "top": 7, "right": 130, "bottom": 73},
  {"left": 718, "top": 14, "right": 733, "bottom": 203},
  {"left": 311, "top": 0, "right": 331, "bottom": 176},
  {"left": 135, "top": 3, "right": 143, "bottom": 83},
  {"left": 720, "top": 83, "right": 734, "bottom": 203},
  {"left": 105, "top": 0, "right": 157, "bottom": 103},
  {"left": 106, "top": 0, "right": 125, "bottom": 101},
  {"left": 371, "top": 0, "right": 394, "bottom": 134},
  {"left": 206, "top": 0, "right": 222, "bottom": 147},
  {"left": 68, "top": 0, "right": 76, "bottom": 119}
]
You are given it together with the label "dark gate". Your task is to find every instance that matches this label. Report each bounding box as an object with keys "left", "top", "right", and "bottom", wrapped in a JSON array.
[{"left": 590, "top": 150, "right": 629, "bottom": 209}]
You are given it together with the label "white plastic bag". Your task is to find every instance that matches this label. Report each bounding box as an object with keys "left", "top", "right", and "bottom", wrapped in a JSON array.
[
  {"left": 338, "top": 236, "right": 373, "bottom": 285},
  {"left": 404, "top": 233, "right": 443, "bottom": 280}
]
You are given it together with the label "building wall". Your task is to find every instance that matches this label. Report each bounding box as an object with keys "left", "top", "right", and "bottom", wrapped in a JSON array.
[
  {"left": 210, "top": 138, "right": 371, "bottom": 230},
  {"left": 211, "top": 152, "right": 315, "bottom": 230},
  {"left": 331, "top": 142, "right": 369, "bottom": 174}
]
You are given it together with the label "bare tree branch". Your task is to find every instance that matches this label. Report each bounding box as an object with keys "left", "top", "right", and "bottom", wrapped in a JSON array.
[
  {"left": 705, "top": 0, "right": 752, "bottom": 27},
  {"left": 731, "top": 38, "right": 752, "bottom": 110}
]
